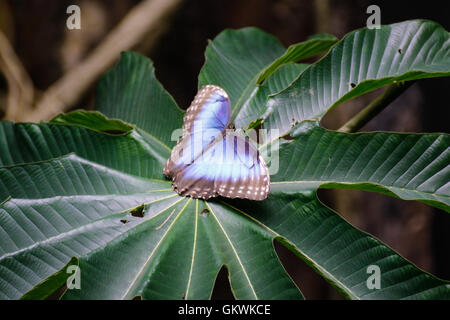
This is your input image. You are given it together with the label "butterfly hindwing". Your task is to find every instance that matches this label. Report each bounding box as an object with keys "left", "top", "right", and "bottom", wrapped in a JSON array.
[{"left": 173, "top": 132, "right": 270, "bottom": 200}]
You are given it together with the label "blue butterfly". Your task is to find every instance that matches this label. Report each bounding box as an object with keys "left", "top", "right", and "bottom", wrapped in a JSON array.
[{"left": 164, "top": 85, "right": 270, "bottom": 200}]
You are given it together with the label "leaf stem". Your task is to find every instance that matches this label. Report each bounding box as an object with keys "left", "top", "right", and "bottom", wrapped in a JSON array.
[{"left": 338, "top": 81, "right": 414, "bottom": 133}]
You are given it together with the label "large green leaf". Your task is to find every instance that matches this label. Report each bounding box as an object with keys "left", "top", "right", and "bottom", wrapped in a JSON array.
[
  {"left": 20, "top": 257, "right": 79, "bottom": 300},
  {"left": 1, "top": 20, "right": 450, "bottom": 300},
  {"left": 96, "top": 51, "right": 184, "bottom": 149},
  {"left": 50, "top": 110, "right": 134, "bottom": 134},
  {"left": 264, "top": 20, "right": 450, "bottom": 136},
  {"left": 0, "top": 123, "right": 302, "bottom": 299},
  {"left": 268, "top": 122, "right": 450, "bottom": 212},
  {"left": 198, "top": 28, "right": 336, "bottom": 129},
  {"left": 1, "top": 119, "right": 448, "bottom": 300},
  {"left": 256, "top": 33, "right": 338, "bottom": 83},
  {"left": 226, "top": 192, "right": 450, "bottom": 300},
  {"left": 239, "top": 63, "right": 309, "bottom": 130},
  {"left": 0, "top": 119, "right": 169, "bottom": 179},
  {"left": 198, "top": 28, "right": 285, "bottom": 118}
]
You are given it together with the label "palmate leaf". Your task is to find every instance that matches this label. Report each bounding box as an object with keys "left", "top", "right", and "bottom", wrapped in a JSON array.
[
  {"left": 19, "top": 257, "right": 79, "bottom": 300},
  {"left": 265, "top": 20, "right": 450, "bottom": 136},
  {"left": 242, "top": 63, "right": 309, "bottom": 130},
  {"left": 269, "top": 122, "right": 450, "bottom": 212},
  {"left": 198, "top": 28, "right": 337, "bottom": 129},
  {"left": 0, "top": 122, "right": 302, "bottom": 300},
  {"left": 0, "top": 118, "right": 169, "bottom": 179},
  {"left": 1, "top": 119, "right": 448, "bottom": 299},
  {"left": 1, "top": 20, "right": 450, "bottom": 300},
  {"left": 227, "top": 193, "right": 450, "bottom": 300},
  {"left": 256, "top": 33, "right": 338, "bottom": 83},
  {"left": 95, "top": 51, "right": 184, "bottom": 149}
]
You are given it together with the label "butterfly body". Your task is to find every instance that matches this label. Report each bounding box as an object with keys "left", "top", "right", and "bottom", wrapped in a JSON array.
[{"left": 164, "top": 85, "right": 270, "bottom": 200}]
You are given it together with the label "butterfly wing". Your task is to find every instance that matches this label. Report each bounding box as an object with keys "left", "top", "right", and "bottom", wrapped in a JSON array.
[
  {"left": 164, "top": 85, "right": 231, "bottom": 178},
  {"left": 173, "top": 132, "right": 270, "bottom": 200}
]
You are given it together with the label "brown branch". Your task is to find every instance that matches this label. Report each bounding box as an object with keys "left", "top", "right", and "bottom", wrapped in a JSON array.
[
  {"left": 22, "top": 0, "right": 183, "bottom": 123},
  {"left": 313, "top": 0, "right": 331, "bottom": 33},
  {"left": 338, "top": 81, "right": 414, "bottom": 133},
  {"left": 0, "top": 29, "right": 34, "bottom": 121}
]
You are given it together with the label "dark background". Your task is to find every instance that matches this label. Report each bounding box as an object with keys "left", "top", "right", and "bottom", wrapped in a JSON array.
[{"left": 0, "top": 0, "right": 448, "bottom": 299}]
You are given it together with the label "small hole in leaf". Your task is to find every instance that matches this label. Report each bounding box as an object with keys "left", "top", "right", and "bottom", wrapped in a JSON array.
[
  {"left": 181, "top": 292, "right": 186, "bottom": 300},
  {"left": 350, "top": 82, "right": 356, "bottom": 88},
  {"left": 131, "top": 204, "right": 145, "bottom": 218},
  {"left": 120, "top": 219, "right": 128, "bottom": 224},
  {"left": 398, "top": 48, "right": 402, "bottom": 54},
  {"left": 200, "top": 208, "right": 210, "bottom": 215}
]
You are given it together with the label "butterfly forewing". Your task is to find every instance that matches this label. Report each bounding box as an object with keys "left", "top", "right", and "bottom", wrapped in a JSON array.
[{"left": 163, "top": 85, "right": 231, "bottom": 178}]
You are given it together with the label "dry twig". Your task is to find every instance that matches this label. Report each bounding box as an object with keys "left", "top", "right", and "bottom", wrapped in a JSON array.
[
  {"left": 0, "top": 30, "right": 34, "bottom": 121},
  {"left": 9, "top": 0, "right": 182, "bottom": 122}
]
